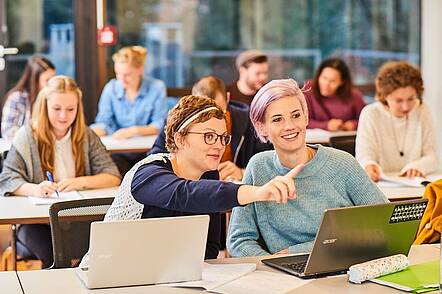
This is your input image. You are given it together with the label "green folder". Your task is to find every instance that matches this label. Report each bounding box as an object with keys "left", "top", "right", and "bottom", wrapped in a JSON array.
[{"left": 371, "top": 260, "right": 439, "bottom": 293}]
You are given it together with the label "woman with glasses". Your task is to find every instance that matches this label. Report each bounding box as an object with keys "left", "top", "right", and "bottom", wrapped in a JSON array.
[
  {"left": 356, "top": 61, "right": 438, "bottom": 182},
  {"left": 95, "top": 95, "right": 303, "bottom": 260}
]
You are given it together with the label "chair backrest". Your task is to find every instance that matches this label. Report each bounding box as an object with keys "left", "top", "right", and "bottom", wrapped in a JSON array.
[
  {"left": 329, "top": 135, "right": 356, "bottom": 156},
  {"left": 49, "top": 197, "right": 114, "bottom": 269}
]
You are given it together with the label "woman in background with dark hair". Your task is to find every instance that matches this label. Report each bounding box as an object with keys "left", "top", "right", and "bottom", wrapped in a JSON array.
[
  {"left": 303, "top": 58, "right": 365, "bottom": 131},
  {"left": 1, "top": 56, "right": 55, "bottom": 140}
]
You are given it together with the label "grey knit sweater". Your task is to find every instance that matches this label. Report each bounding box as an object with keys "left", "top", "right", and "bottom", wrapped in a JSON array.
[
  {"left": 227, "top": 145, "right": 388, "bottom": 257},
  {"left": 0, "top": 124, "right": 120, "bottom": 196}
]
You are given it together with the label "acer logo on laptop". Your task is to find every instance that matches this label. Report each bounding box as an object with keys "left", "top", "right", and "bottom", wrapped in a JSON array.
[{"left": 322, "top": 238, "right": 337, "bottom": 245}]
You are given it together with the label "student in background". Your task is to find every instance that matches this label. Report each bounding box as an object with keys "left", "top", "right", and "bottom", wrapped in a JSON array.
[
  {"left": 1, "top": 56, "right": 55, "bottom": 140},
  {"left": 150, "top": 75, "right": 272, "bottom": 182},
  {"left": 227, "top": 79, "right": 387, "bottom": 257},
  {"left": 226, "top": 50, "right": 269, "bottom": 105},
  {"left": 356, "top": 61, "right": 438, "bottom": 182},
  {"left": 303, "top": 58, "right": 365, "bottom": 131},
  {"left": 93, "top": 95, "right": 301, "bottom": 261},
  {"left": 0, "top": 76, "right": 121, "bottom": 268},
  {"left": 90, "top": 46, "right": 168, "bottom": 175}
]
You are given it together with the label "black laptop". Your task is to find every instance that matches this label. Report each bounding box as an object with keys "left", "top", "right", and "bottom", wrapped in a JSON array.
[{"left": 262, "top": 199, "right": 428, "bottom": 278}]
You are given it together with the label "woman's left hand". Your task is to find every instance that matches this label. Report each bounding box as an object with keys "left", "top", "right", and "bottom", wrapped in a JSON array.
[
  {"left": 342, "top": 121, "right": 356, "bottom": 131},
  {"left": 274, "top": 248, "right": 289, "bottom": 255},
  {"left": 400, "top": 169, "right": 424, "bottom": 178},
  {"left": 57, "top": 178, "right": 86, "bottom": 192},
  {"left": 218, "top": 161, "right": 243, "bottom": 181},
  {"left": 112, "top": 126, "right": 138, "bottom": 140}
]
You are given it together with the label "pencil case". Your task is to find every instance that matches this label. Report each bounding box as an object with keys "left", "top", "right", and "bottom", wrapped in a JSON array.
[{"left": 347, "top": 254, "right": 409, "bottom": 284}]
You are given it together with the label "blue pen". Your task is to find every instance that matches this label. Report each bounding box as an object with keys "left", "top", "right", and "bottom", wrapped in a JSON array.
[{"left": 46, "top": 171, "right": 59, "bottom": 198}]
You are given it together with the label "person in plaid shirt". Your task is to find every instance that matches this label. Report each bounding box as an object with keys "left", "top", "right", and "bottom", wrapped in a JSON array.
[{"left": 1, "top": 56, "right": 55, "bottom": 140}]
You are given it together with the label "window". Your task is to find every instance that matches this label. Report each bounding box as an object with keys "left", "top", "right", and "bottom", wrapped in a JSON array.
[{"left": 108, "top": 0, "right": 420, "bottom": 88}]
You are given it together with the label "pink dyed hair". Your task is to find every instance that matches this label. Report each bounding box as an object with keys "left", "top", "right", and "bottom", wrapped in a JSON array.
[{"left": 250, "top": 79, "right": 309, "bottom": 143}]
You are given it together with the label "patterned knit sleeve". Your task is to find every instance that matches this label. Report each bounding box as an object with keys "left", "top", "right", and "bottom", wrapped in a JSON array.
[
  {"left": 355, "top": 105, "right": 382, "bottom": 169},
  {"left": 401, "top": 104, "right": 439, "bottom": 175}
]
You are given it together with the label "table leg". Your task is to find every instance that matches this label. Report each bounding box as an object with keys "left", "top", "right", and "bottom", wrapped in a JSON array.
[{"left": 11, "top": 224, "right": 17, "bottom": 271}]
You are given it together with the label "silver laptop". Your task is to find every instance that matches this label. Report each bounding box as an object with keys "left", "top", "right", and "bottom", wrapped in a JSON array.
[
  {"left": 262, "top": 199, "right": 428, "bottom": 278},
  {"left": 76, "top": 215, "right": 209, "bottom": 289}
]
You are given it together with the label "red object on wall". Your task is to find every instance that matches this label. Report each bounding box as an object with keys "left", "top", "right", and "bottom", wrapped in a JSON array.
[{"left": 97, "top": 26, "right": 117, "bottom": 46}]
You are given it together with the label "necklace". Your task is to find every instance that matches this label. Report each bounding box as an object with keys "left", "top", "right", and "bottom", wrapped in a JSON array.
[{"left": 390, "top": 113, "right": 408, "bottom": 157}]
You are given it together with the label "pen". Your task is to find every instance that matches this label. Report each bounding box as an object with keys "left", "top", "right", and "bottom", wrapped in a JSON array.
[{"left": 46, "top": 171, "right": 59, "bottom": 198}]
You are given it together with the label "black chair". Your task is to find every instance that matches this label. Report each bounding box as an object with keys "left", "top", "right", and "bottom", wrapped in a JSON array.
[
  {"left": 49, "top": 197, "right": 114, "bottom": 268},
  {"left": 0, "top": 150, "right": 8, "bottom": 172},
  {"left": 329, "top": 135, "right": 356, "bottom": 157}
]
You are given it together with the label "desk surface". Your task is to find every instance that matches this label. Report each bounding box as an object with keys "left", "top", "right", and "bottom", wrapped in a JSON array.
[
  {"left": 378, "top": 173, "right": 442, "bottom": 200},
  {"left": 0, "top": 271, "right": 22, "bottom": 294},
  {"left": 15, "top": 244, "right": 439, "bottom": 294},
  {"left": 0, "top": 187, "right": 118, "bottom": 225},
  {"left": 100, "top": 135, "right": 157, "bottom": 153},
  {"left": 305, "top": 129, "right": 355, "bottom": 144},
  {"left": 1, "top": 135, "right": 157, "bottom": 155}
]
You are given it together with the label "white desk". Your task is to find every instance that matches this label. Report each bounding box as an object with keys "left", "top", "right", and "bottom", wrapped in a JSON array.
[
  {"left": 378, "top": 173, "right": 442, "bottom": 201},
  {"left": 0, "top": 135, "right": 157, "bottom": 155},
  {"left": 0, "top": 187, "right": 118, "bottom": 270},
  {"left": 306, "top": 129, "right": 356, "bottom": 144},
  {"left": 100, "top": 135, "right": 157, "bottom": 153},
  {"left": 0, "top": 271, "right": 22, "bottom": 294},
  {"left": 15, "top": 244, "right": 439, "bottom": 294},
  {"left": 0, "top": 187, "right": 118, "bottom": 225}
]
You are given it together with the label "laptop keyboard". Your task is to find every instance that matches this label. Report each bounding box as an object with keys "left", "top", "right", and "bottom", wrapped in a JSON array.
[{"left": 280, "top": 261, "right": 307, "bottom": 274}]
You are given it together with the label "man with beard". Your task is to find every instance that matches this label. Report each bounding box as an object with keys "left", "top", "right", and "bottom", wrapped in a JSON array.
[{"left": 227, "top": 50, "right": 269, "bottom": 105}]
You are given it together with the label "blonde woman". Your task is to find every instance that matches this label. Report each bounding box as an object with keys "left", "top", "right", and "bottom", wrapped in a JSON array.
[
  {"left": 0, "top": 75, "right": 121, "bottom": 268},
  {"left": 91, "top": 46, "right": 167, "bottom": 139}
]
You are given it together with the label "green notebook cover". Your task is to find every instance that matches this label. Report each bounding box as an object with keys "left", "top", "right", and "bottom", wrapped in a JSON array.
[{"left": 371, "top": 260, "right": 439, "bottom": 293}]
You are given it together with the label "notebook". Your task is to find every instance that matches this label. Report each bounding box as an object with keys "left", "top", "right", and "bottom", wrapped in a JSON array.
[
  {"left": 76, "top": 215, "right": 209, "bottom": 289},
  {"left": 371, "top": 260, "right": 439, "bottom": 292},
  {"left": 262, "top": 199, "right": 428, "bottom": 278}
]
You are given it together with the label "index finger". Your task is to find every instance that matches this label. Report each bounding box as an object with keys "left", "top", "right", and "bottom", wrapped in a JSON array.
[{"left": 285, "top": 163, "right": 304, "bottom": 178}]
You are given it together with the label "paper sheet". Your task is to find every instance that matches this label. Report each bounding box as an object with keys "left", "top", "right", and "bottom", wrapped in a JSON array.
[
  {"left": 213, "top": 270, "right": 312, "bottom": 294},
  {"left": 166, "top": 263, "right": 256, "bottom": 291},
  {"left": 165, "top": 263, "right": 311, "bottom": 294},
  {"left": 28, "top": 191, "right": 81, "bottom": 205},
  {"left": 378, "top": 174, "right": 426, "bottom": 187}
]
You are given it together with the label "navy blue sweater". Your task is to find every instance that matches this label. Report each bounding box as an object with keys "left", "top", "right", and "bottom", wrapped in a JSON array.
[{"left": 131, "top": 158, "right": 240, "bottom": 259}]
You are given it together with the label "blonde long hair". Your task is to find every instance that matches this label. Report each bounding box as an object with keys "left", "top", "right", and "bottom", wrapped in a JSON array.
[{"left": 31, "top": 75, "right": 86, "bottom": 177}]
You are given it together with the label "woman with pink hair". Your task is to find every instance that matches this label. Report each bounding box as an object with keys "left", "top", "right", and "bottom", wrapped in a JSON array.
[{"left": 227, "top": 79, "right": 387, "bottom": 257}]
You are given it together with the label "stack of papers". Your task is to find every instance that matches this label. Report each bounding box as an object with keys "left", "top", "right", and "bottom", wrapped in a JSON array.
[
  {"left": 378, "top": 174, "right": 427, "bottom": 188},
  {"left": 28, "top": 191, "right": 81, "bottom": 205},
  {"left": 371, "top": 260, "right": 439, "bottom": 293},
  {"left": 166, "top": 263, "right": 311, "bottom": 294}
]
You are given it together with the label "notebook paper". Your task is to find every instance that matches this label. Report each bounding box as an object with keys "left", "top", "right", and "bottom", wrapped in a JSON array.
[{"left": 28, "top": 191, "right": 81, "bottom": 205}]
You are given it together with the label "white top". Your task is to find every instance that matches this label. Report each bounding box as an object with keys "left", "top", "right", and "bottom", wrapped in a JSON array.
[
  {"left": 356, "top": 102, "right": 438, "bottom": 175},
  {"left": 54, "top": 128, "right": 76, "bottom": 181}
]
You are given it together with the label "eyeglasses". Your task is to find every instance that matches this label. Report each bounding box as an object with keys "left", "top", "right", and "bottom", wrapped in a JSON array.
[{"left": 187, "top": 131, "right": 232, "bottom": 146}]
